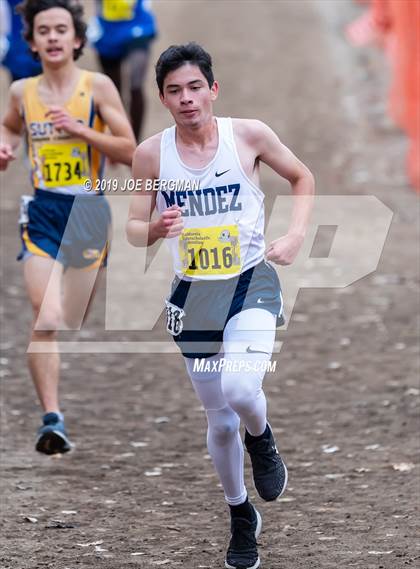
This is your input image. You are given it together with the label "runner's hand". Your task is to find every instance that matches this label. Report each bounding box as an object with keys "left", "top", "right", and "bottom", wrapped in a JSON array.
[
  {"left": 45, "top": 106, "right": 84, "bottom": 137},
  {"left": 155, "top": 205, "right": 184, "bottom": 238},
  {"left": 266, "top": 233, "right": 304, "bottom": 265},
  {"left": 0, "top": 143, "right": 15, "bottom": 170}
]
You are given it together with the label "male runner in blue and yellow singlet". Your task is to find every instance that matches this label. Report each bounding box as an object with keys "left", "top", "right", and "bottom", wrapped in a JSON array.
[{"left": 0, "top": 0, "right": 136, "bottom": 455}]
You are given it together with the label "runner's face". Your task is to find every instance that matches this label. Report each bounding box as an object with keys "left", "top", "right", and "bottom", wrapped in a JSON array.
[
  {"left": 31, "top": 8, "right": 81, "bottom": 66},
  {"left": 160, "top": 64, "right": 218, "bottom": 127}
]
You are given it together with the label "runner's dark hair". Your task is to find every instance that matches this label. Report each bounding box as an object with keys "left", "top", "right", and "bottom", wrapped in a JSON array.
[
  {"left": 155, "top": 42, "right": 214, "bottom": 95},
  {"left": 17, "top": 0, "right": 87, "bottom": 61}
]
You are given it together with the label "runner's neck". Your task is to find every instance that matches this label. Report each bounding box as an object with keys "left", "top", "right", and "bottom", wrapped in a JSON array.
[
  {"left": 175, "top": 116, "right": 217, "bottom": 150},
  {"left": 40, "top": 62, "right": 81, "bottom": 98}
]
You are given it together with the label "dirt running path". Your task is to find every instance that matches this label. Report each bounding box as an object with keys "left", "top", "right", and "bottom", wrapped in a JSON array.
[{"left": 1, "top": 2, "right": 418, "bottom": 568}]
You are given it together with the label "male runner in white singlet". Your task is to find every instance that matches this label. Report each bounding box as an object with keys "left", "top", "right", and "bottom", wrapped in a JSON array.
[{"left": 127, "top": 43, "right": 314, "bottom": 569}]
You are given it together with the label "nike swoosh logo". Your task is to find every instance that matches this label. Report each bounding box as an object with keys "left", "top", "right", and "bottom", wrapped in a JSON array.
[
  {"left": 246, "top": 346, "right": 270, "bottom": 355},
  {"left": 215, "top": 169, "right": 230, "bottom": 177},
  {"left": 257, "top": 298, "right": 265, "bottom": 304}
]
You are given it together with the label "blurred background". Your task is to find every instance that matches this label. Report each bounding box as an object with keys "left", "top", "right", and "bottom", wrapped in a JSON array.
[{"left": 1, "top": 2, "right": 419, "bottom": 568}]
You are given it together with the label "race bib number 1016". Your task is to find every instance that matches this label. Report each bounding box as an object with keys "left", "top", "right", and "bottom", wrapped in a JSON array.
[{"left": 179, "top": 225, "right": 241, "bottom": 276}]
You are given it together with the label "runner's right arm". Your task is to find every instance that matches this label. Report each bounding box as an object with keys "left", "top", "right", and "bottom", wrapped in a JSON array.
[
  {"left": 44, "top": 74, "right": 136, "bottom": 166},
  {"left": 126, "top": 136, "right": 183, "bottom": 247},
  {"left": 0, "top": 81, "right": 25, "bottom": 170}
]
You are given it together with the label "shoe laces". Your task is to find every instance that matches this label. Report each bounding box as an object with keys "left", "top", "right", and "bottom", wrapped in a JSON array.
[{"left": 248, "top": 436, "right": 280, "bottom": 469}]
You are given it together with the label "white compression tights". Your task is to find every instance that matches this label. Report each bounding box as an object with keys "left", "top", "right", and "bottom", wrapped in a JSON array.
[{"left": 184, "top": 308, "right": 276, "bottom": 505}]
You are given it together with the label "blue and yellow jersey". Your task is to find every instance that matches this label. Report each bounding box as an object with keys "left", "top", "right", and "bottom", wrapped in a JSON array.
[
  {"left": 1, "top": 0, "right": 42, "bottom": 80},
  {"left": 22, "top": 70, "right": 105, "bottom": 195},
  {"left": 90, "top": 0, "right": 157, "bottom": 59}
]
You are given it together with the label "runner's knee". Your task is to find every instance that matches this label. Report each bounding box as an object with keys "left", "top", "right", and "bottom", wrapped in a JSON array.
[
  {"left": 206, "top": 407, "right": 240, "bottom": 447},
  {"left": 32, "top": 305, "right": 62, "bottom": 332},
  {"left": 62, "top": 310, "right": 85, "bottom": 330}
]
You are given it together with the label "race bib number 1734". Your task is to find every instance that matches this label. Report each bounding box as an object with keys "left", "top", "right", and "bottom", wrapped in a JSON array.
[{"left": 38, "top": 142, "right": 89, "bottom": 188}]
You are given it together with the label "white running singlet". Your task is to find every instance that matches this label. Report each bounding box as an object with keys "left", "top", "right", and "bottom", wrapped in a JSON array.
[{"left": 156, "top": 117, "right": 265, "bottom": 280}]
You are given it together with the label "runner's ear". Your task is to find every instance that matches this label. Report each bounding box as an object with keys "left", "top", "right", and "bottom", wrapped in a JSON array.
[{"left": 210, "top": 80, "right": 219, "bottom": 101}]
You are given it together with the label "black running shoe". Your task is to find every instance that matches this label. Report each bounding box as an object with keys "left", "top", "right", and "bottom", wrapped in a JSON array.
[
  {"left": 245, "top": 424, "right": 288, "bottom": 502},
  {"left": 225, "top": 504, "right": 262, "bottom": 569},
  {"left": 35, "top": 412, "right": 73, "bottom": 455}
]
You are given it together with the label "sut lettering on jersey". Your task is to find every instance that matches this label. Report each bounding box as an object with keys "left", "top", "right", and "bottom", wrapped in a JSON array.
[
  {"left": 161, "top": 184, "right": 243, "bottom": 217},
  {"left": 29, "top": 119, "right": 85, "bottom": 141}
]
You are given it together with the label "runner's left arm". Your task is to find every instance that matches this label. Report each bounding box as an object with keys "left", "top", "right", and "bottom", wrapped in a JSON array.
[
  {"left": 45, "top": 74, "right": 136, "bottom": 166},
  {"left": 249, "top": 120, "right": 315, "bottom": 265}
]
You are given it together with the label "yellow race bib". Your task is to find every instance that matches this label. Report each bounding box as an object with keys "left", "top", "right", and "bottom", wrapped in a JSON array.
[
  {"left": 179, "top": 225, "right": 241, "bottom": 276},
  {"left": 102, "top": 0, "right": 136, "bottom": 21},
  {"left": 38, "top": 142, "right": 89, "bottom": 188}
]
